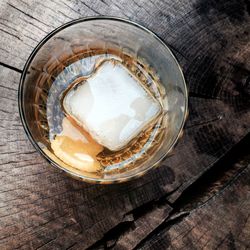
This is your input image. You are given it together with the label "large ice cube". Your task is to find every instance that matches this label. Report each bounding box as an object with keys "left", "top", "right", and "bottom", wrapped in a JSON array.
[{"left": 63, "top": 59, "right": 162, "bottom": 151}]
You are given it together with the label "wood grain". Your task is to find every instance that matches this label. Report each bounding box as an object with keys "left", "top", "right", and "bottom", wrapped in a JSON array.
[
  {"left": 139, "top": 163, "right": 250, "bottom": 249},
  {"left": 0, "top": 0, "right": 249, "bottom": 249}
]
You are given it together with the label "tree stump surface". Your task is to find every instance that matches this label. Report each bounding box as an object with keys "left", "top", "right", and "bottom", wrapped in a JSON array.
[{"left": 0, "top": 0, "right": 249, "bottom": 249}]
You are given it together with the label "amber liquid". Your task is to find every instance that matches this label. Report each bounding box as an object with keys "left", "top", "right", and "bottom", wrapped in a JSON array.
[{"left": 36, "top": 48, "right": 167, "bottom": 176}]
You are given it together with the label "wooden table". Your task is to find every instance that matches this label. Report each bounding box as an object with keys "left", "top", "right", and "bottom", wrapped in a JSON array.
[{"left": 0, "top": 0, "right": 249, "bottom": 249}]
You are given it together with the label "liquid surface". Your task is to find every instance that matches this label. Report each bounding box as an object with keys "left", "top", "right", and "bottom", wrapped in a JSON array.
[
  {"left": 51, "top": 117, "right": 103, "bottom": 173},
  {"left": 40, "top": 49, "right": 167, "bottom": 175}
]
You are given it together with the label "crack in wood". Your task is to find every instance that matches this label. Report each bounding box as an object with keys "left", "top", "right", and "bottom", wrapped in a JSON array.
[
  {"left": 85, "top": 196, "right": 173, "bottom": 249},
  {"left": 87, "top": 221, "right": 134, "bottom": 250},
  {"left": 0, "top": 20, "right": 19, "bottom": 33},
  {"left": 133, "top": 212, "right": 189, "bottom": 250},
  {"left": 0, "top": 27, "right": 22, "bottom": 41},
  {"left": 131, "top": 136, "right": 250, "bottom": 249},
  {"left": 171, "top": 133, "right": 250, "bottom": 213},
  {"left": 7, "top": 3, "right": 54, "bottom": 29},
  {"left": 89, "top": 134, "right": 250, "bottom": 250},
  {"left": 84, "top": 185, "right": 183, "bottom": 249},
  {"left": 135, "top": 165, "right": 250, "bottom": 249},
  {"left": 0, "top": 62, "right": 22, "bottom": 74}
]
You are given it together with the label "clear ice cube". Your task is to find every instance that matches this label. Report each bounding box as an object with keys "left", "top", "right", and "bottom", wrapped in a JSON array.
[{"left": 63, "top": 59, "right": 162, "bottom": 151}]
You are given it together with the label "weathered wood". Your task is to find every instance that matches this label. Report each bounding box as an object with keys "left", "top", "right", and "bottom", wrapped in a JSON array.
[
  {"left": 139, "top": 163, "right": 250, "bottom": 249},
  {"left": 112, "top": 135, "right": 250, "bottom": 249},
  {"left": 0, "top": 66, "right": 175, "bottom": 249},
  {"left": 0, "top": 66, "right": 248, "bottom": 249},
  {"left": 0, "top": 0, "right": 249, "bottom": 249}
]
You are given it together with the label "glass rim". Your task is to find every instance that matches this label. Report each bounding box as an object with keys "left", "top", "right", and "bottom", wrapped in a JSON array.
[{"left": 18, "top": 16, "right": 188, "bottom": 184}]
